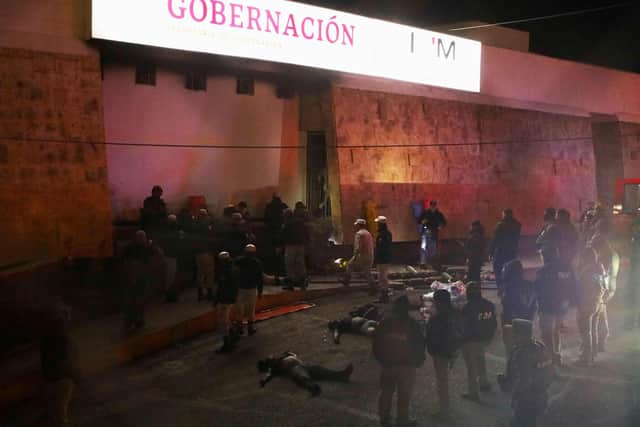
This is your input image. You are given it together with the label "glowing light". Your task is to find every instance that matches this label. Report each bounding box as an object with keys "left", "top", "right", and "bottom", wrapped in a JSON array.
[{"left": 91, "top": 0, "right": 482, "bottom": 92}]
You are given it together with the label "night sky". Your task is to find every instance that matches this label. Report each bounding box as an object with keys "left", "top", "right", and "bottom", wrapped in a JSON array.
[{"left": 305, "top": 0, "right": 640, "bottom": 73}]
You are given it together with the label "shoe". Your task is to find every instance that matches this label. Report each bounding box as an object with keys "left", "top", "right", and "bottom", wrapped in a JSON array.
[
  {"left": 248, "top": 323, "right": 257, "bottom": 336},
  {"left": 216, "top": 337, "right": 234, "bottom": 354},
  {"left": 340, "top": 363, "right": 354, "bottom": 381},
  {"left": 310, "top": 384, "right": 322, "bottom": 397},
  {"left": 462, "top": 393, "right": 482, "bottom": 403}
]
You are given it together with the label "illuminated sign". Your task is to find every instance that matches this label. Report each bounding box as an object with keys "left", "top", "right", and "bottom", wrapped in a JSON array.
[{"left": 92, "top": 0, "right": 481, "bottom": 92}]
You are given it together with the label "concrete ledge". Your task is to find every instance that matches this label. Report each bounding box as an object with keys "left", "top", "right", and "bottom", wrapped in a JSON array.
[{"left": 0, "top": 284, "right": 369, "bottom": 410}]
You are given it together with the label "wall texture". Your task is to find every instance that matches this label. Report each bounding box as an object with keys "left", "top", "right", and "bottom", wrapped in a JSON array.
[
  {"left": 333, "top": 87, "right": 597, "bottom": 242},
  {"left": 103, "top": 64, "right": 302, "bottom": 220},
  {"left": 0, "top": 48, "right": 112, "bottom": 266}
]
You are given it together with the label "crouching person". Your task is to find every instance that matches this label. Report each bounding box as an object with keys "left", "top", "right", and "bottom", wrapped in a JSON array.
[
  {"left": 373, "top": 296, "right": 425, "bottom": 427},
  {"left": 215, "top": 252, "right": 239, "bottom": 354},
  {"left": 258, "top": 352, "right": 354, "bottom": 396},
  {"left": 498, "top": 319, "right": 553, "bottom": 427}
]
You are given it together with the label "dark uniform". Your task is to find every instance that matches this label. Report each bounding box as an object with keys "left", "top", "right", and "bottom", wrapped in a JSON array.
[
  {"left": 461, "top": 282, "right": 497, "bottom": 400},
  {"left": 122, "top": 239, "right": 156, "bottom": 330},
  {"left": 426, "top": 290, "right": 462, "bottom": 417},
  {"left": 141, "top": 189, "right": 167, "bottom": 234},
  {"left": 375, "top": 222, "right": 393, "bottom": 291},
  {"left": 258, "top": 352, "right": 353, "bottom": 396},
  {"left": 501, "top": 260, "right": 537, "bottom": 358},
  {"left": 465, "top": 222, "right": 486, "bottom": 283},
  {"left": 234, "top": 252, "right": 264, "bottom": 335},
  {"left": 498, "top": 319, "right": 553, "bottom": 427},
  {"left": 534, "top": 253, "right": 566, "bottom": 365},
  {"left": 373, "top": 296, "right": 425, "bottom": 426},
  {"left": 215, "top": 252, "right": 239, "bottom": 353},
  {"left": 418, "top": 207, "right": 447, "bottom": 265},
  {"left": 489, "top": 212, "right": 521, "bottom": 295}
]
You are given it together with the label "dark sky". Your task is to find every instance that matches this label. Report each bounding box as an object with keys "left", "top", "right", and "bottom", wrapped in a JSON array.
[{"left": 304, "top": 0, "right": 640, "bottom": 73}]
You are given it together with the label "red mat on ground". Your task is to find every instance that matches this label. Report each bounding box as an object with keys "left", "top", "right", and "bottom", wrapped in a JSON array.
[{"left": 254, "top": 303, "right": 315, "bottom": 322}]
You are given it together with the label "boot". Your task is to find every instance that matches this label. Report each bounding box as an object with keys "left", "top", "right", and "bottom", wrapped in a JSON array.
[
  {"left": 216, "top": 336, "right": 234, "bottom": 354},
  {"left": 339, "top": 363, "right": 354, "bottom": 382},
  {"left": 248, "top": 321, "right": 257, "bottom": 336}
]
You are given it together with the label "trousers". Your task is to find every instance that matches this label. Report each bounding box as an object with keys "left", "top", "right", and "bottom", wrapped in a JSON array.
[
  {"left": 462, "top": 341, "right": 489, "bottom": 397},
  {"left": 539, "top": 313, "right": 562, "bottom": 363},
  {"left": 379, "top": 366, "right": 416, "bottom": 424},
  {"left": 433, "top": 356, "right": 450, "bottom": 414},
  {"left": 236, "top": 288, "right": 258, "bottom": 322}
]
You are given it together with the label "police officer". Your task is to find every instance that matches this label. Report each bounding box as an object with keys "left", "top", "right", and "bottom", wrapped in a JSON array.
[
  {"left": 374, "top": 216, "right": 393, "bottom": 297},
  {"left": 426, "top": 289, "right": 461, "bottom": 420},
  {"left": 373, "top": 296, "right": 425, "bottom": 427},
  {"left": 590, "top": 234, "right": 620, "bottom": 352},
  {"left": 461, "top": 281, "right": 497, "bottom": 402},
  {"left": 215, "top": 252, "right": 239, "bottom": 354},
  {"left": 498, "top": 319, "right": 553, "bottom": 427},
  {"left": 534, "top": 246, "right": 566, "bottom": 365},
  {"left": 234, "top": 244, "right": 264, "bottom": 336},
  {"left": 489, "top": 209, "right": 522, "bottom": 296},
  {"left": 465, "top": 221, "right": 486, "bottom": 283}
]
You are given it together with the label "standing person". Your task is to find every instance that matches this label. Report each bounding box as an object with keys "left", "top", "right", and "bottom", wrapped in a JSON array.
[
  {"left": 590, "top": 234, "right": 620, "bottom": 353},
  {"left": 141, "top": 185, "right": 167, "bottom": 234},
  {"left": 194, "top": 210, "right": 216, "bottom": 302},
  {"left": 536, "top": 208, "right": 558, "bottom": 248},
  {"left": 234, "top": 244, "right": 265, "bottom": 336},
  {"left": 41, "top": 300, "right": 77, "bottom": 427},
  {"left": 498, "top": 319, "right": 553, "bottom": 427},
  {"left": 214, "top": 252, "right": 239, "bottom": 354},
  {"left": 501, "top": 260, "right": 537, "bottom": 359},
  {"left": 465, "top": 221, "right": 486, "bottom": 283},
  {"left": 156, "top": 214, "right": 182, "bottom": 302},
  {"left": 222, "top": 213, "right": 249, "bottom": 258},
  {"left": 418, "top": 200, "right": 447, "bottom": 267},
  {"left": 373, "top": 296, "right": 425, "bottom": 427},
  {"left": 555, "top": 209, "right": 579, "bottom": 271},
  {"left": 237, "top": 201, "right": 250, "bottom": 221},
  {"left": 426, "top": 289, "right": 462, "bottom": 420},
  {"left": 122, "top": 230, "right": 156, "bottom": 332},
  {"left": 626, "top": 218, "right": 640, "bottom": 329},
  {"left": 282, "top": 204, "right": 309, "bottom": 290},
  {"left": 343, "top": 219, "right": 374, "bottom": 291},
  {"left": 489, "top": 209, "right": 522, "bottom": 295},
  {"left": 574, "top": 247, "right": 606, "bottom": 365},
  {"left": 374, "top": 216, "right": 393, "bottom": 298},
  {"left": 534, "top": 246, "right": 566, "bottom": 365},
  {"left": 461, "top": 281, "right": 497, "bottom": 403},
  {"left": 264, "top": 195, "right": 287, "bottom": 273}
]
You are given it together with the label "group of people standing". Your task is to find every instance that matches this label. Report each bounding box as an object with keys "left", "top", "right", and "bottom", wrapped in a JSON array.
[{"left": 124, "top": 187, "right": 330, "bottom": 333}]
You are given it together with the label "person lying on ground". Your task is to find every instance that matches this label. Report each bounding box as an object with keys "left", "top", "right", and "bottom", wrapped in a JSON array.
[{"left": 257, "top": 352, "right": 354, "bottom": 396}]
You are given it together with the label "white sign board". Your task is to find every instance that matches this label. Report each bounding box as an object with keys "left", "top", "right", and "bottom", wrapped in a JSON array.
[{"left": 92, "top": 0, "right": 481, "bottom": 92}]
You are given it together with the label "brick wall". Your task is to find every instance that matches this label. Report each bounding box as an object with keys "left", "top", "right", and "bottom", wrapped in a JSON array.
[
  {"left": 333, "top": 87, "right": 596, "bottom": 242},
  {"left": 0, "top": 48, "right": 112, "bottom": 266}
]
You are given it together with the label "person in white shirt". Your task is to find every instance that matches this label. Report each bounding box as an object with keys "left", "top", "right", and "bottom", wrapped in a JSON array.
[{"left": 343, "top": 219, "right": 374, "bottom": 292}]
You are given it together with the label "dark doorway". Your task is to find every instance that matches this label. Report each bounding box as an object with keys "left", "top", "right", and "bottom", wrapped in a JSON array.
[{"left": 306, "top": 132, "right": 330, "bottom": 216}]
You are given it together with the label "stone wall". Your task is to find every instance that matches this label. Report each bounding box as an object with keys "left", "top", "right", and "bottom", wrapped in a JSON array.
[
  {"left": 333, "top": 87, "right": 596, "bottom": 242},
  {"left": 621, "top": 122, "right": 640, "bottom": 178},
  {"left": 0, "top": 48, "right": 112, "bottom": 266}
]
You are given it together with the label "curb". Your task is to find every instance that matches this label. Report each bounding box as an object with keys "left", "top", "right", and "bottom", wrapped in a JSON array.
[{"left": 0, "top": 284, "right": 369, "bottom": 410}]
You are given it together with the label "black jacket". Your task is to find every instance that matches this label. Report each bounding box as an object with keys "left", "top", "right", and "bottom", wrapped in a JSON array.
[
  {"left": 534, "top": 264, "right": 568, "bottom": 315},
  {"left": 501, "top": 279, "right": 537, "bottom": 325},
  {"left": 373, "top": 315, "right": 425, "bottom": 367},
  {"left": 426, "top": 308, "right": 462, "bottom": 359},
  {"left": 234, "top": 255, "right": 264, "bottom": 294},
  {"left": 222, "top": 225, "right": 249, "bottom": 258},
  {"left": 462, "top": 295, "right": 497, "bottom": 343},
  {"left": 489, "top": 218, "right": 521, "bottom": 262},
  {"left": 282, "top": 214, "right": 308, "bottom": 246},
  {"left": 465, "top": 231, "right": 486, "bottom": 261},
  {"left": 375, "top": 229, "right": 393, "bottom": 264},
  {"left": 216, "top": 261, "right": 238, "bottom": 304},
  {"left": 419, "top": 209, "right": 447, "bottom": 236}
]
